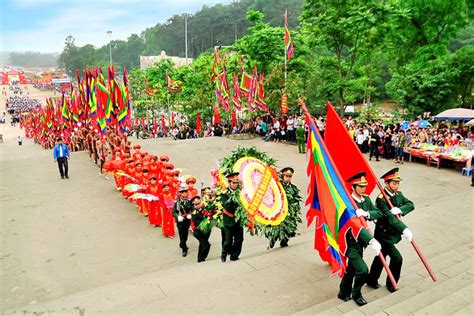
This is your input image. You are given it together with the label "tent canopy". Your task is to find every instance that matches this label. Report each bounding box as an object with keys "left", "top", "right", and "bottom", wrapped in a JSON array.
[{"left": 434, "top": 108, "right": 474, "bottom": 121}]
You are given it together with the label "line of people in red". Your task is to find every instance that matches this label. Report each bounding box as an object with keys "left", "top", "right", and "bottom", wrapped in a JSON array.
[{"left": 109, "top": 145, "right": 201, "bottom": 239}]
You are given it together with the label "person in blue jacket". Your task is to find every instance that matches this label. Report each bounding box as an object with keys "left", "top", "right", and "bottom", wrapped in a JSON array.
[{"left": 53, "top": 137, "right": 70, "bottom": 179}]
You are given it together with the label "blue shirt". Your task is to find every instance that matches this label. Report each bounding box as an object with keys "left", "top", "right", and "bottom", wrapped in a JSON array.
[{"left": 53, "top": 144, "right": 70, "bottom": 159}]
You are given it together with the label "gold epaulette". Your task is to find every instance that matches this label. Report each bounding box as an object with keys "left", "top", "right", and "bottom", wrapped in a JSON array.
[{"left": 378, "top": 194, "right": 384, "bottom": 199}]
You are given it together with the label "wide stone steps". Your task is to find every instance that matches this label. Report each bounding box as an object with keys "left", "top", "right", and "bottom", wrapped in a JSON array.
[
  {"left": 292, "top": 241, "right": 473, "bottom": 315},
  {"left": 413, "top": 283, "right": 473, "bottom": 315}
]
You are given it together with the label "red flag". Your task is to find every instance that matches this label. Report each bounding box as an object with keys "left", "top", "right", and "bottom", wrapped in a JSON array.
[
  {"left": 171, "top": 112, "right": 175, "bottom": 128},
  {"left": 196, "top": 112, "right": 202, "bottom": 136},
  {"left": 161, "top": 117, "right": 166, "bottom": 133},
  {"left": 324, "top": 102, "right": 377, "bottom": 194},
  {"left": 213, "top": 105, "right": 220, "bottom": 124},
  {"left": 231, "top": 110, "right": 237, "bottom": 127},
  {"left": 141, "top": 117, "right": 146, "bottom": 131},
  {"left": 135, "top": 117, "right": 139, "bottom": 127},
  {"left": 284, "top": 10, "right": 295, "bottom": 61},
  {"left": 153, "top": 117, "right": 158, "bottom": 134}
]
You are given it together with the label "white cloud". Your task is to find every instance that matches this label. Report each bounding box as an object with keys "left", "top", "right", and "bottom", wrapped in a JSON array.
[{"left": 3, "top": 0, "right": 230, "bottom": 53}]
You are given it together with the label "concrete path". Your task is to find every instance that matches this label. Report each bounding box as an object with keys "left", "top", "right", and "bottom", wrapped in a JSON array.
[{"left": 0, "top": 90, "right": 472, "bottom": 315}]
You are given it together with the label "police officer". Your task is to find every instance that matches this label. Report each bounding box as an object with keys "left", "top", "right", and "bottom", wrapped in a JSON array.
[
  {"left": 191, "top": 195, "right": 211, "bottom": 263},
  {"left": 220, "top": 172, "right": 244, "bottom": 262},
  {"left": 367, "top": 168, "right": 414, "bottom": 292},
  {"left": 173, "top": 186, "right": 193, "bottom": 257},
  {"left": 338, "top": 172, "right": 383, "bottom": 306}
]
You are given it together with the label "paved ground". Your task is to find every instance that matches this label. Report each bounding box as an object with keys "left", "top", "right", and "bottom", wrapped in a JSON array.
[{"left": 0, "top": 88, "right": 473, "bottom": 315}]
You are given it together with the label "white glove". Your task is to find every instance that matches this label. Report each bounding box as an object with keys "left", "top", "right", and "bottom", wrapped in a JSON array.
[
  {"left": 402, "top": 228, "right": 413, "bottom": 242},
  {"left": 186, "top": 214, "right": 192, "bottom": 220},
  {"left": 177, "top": 215, "right": 184, "bottom": 222},
  {"left": 390, "top": 207, "right": 402, "bottom": 216},
  {"left": 369, "top": 238, "right": 382, "bottom": 256},
  {"left": 356, "top": 209, "right": 369, "bottom": 218}
]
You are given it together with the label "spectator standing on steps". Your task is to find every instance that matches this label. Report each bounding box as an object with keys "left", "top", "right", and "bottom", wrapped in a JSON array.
[{"left": 53, "top": 137, "right": 70, "bottom": 179}]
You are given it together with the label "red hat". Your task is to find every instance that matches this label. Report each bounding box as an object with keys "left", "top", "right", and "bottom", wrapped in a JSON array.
[
  {"left": 133, "top": 144, "right": 141, "bottom": 150},
  {"left": 346, "top": 172, "right": 368, "bottom": 187},
  {"left": 160, "top": 155, "right": 170, "bottom": 162},
  {"left": 142, "top": 168, "right": 149, "bottom": 173},
  {"left": 381, "top": 168, "right": 402, "bottom": 182},
  {"left": 165, "top": 163, "right": 174, "bottom": 170},
  {"left": 171, "top": 170, "right": 180, "bottom": 176},
  {"left": 162, "top": 181, "right": 170, "bottom": 187},
  {"left": 149, "top": 174, "right": 158, "bottom": 180},
  {"left": 186, "top": 177, "right": 196, "bottom": 184}
]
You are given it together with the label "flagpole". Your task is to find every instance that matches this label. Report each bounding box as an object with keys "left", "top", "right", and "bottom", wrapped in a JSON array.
[
  {"left": 284, "top": 10, "right": 288, "bottom": 84},
  {"left": 299, "top": 97, "right": 399, "bottom": 290},
  {"left": 375, "top": 180, "right": 437, "bottom": 281}
]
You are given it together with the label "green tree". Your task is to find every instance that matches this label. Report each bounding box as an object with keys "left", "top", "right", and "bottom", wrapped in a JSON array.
[{"left": 300, "top": 0, "right": 399, "bottom": 115}]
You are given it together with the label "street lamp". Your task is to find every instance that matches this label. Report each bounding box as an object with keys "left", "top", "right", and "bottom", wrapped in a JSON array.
[{"left": 107, "top": 30, "right": 113, "bottom": 66}]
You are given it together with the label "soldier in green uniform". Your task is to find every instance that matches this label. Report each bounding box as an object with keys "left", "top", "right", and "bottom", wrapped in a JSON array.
[
  {"left": 367, "top": 168, "right": 414, "bottom": 292},
  {"left": 296, "top": 122, "right": 306, "bottom": 154},
  {"left": 338, "top": 172, "right": 383, "bottom": 306},
  {"left": 190, "top": 195, "right": 211, "bottom": 263},
  {"left": 220, "top": 172, "right": 244, "bottom": 262},
  {"left": 269, "top": 167, "right": 302, "bottom": 248},
  {"left": 173, "top": 186, "right": 193, "bottom": 257}
]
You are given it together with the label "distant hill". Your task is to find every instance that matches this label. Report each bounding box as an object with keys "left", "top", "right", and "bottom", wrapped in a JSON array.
[
  {"left": 1, "top": 51, "right": 59, "bottom": 67},
  {"left": 58, "top": 0, "right": 303, "bottom": 76}
]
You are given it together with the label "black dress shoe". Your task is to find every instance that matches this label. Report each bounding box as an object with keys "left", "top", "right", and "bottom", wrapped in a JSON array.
[
  {"left": 337, "top": 293, "right": 351, "bottom": 302},
  {"left": 61, "top": 176, "right": 64, "bottom": 179},
  {"left": 230, "top": 256, "right": 239, "bottom": 261},
  {"left": 353, "top": 296, "right": 367, "bottom": 306},
  {"left": 268, "top": 239, "right": 276, "bottom": 249},
  {"left": 387, "top": 285, "right": 397, "bottom": 293},
  {"left": 182, "top": 249, "right": 188, "bottom": 257},
  {"left": 366, "top": 281, "right": 381, "bottom": 289},
  {"left": 280, "top": 239, "right": 289, "bottom": 248},
  {"left": 221, "top": 255, "right": 227, "bottom": 263},
  {"left": 65, "top": 175, "right": 69, "bottom": 179}
]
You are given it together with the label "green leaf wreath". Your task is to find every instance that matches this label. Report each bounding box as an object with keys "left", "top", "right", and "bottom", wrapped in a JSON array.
[{"left": 219, "top": 146, "right": 302, "bottom": 242}]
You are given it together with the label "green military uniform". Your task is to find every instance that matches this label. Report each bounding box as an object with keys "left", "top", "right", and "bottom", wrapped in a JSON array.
[
  {"left": 191, "top": 197, "right": 211, "bottom": 263},
  {"left": 339, "top": 227, "right": 374, "bottom": 298},
  {"left": 296, "top": 124, "right": 306, "bottom": 154},
  {"left": 172, "top": 192, "right": 193, "bottom": 256},
  {"left": 367, "top": 169, "right": 414, "bottom": 291},
  {"left": 339, "top": 172, "right": 383, "bottom": 305},
  {"left": 220, "top": 172, "right": 244, "bottom": 262},
  {"left": 269, "top": 167, "right": 302, "bottom": 248}
]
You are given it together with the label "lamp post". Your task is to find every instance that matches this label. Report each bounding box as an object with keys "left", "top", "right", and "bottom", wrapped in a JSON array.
[{"left": 107, "top": 30, "right": 113, "bottom": 66}]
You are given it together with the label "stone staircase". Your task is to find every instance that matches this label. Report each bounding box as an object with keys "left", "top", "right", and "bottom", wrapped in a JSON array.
[{"left": 292, "top": 242, "right": 474, "bottom": 315}]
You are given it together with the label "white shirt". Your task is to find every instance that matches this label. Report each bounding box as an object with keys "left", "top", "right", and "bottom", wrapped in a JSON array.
[{"left": 286, "top": 118, "right": 294, "bottom": 130}]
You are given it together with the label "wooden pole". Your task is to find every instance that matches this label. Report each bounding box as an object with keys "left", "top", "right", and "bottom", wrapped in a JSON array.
[{"left": 376, "top": 180, "right": 437, "bottom": 281}]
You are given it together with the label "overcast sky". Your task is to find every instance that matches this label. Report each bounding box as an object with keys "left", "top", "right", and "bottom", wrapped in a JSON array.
[{"left": 0, "top": 0, "right": 232, "bottom": 53}]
